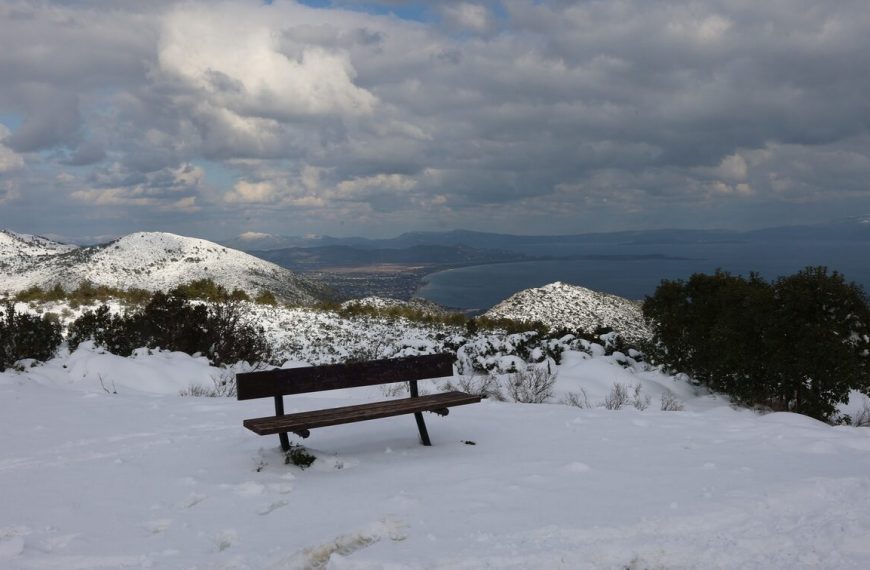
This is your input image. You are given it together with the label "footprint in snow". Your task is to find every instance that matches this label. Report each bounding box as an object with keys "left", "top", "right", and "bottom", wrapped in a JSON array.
[
  {"left": 177, "top": 493, "right": 207, "bottom": 509},
  {"left": 563, "top": 461, "right": 591, "bottom": 473},
  {"left": 311, "top": 456, "right": 360, "bottom": 472},
  {"left": 145, "top": 519, "right": 172, "bottom": 535},
  {"left": 258, "top": 500, "right": 289, "bottom": 516},
  {"left": 232, "top": 481, "right": 265, "bottom": 496},
  {"left": 215, "top": 530, "right": 237, "bottom": 552},
  {"left": 272, "top": 517, "right": 407, "bottom": 569},
  {"left": 267, "top": 482, "right": 294, "bottom": 495},
  {"left": 37, "top": 533, "right": 78, "bottom": 553}
]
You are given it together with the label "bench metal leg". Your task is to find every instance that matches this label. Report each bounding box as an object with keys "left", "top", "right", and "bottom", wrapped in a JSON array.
[
  {"left": 409, "top": 380, "right": 432, "bottom": 446},
  {"left": 414, "top": 412, "right": 432, "bottom": 446},
  {"left": 274, "top": 395, "right": 290, "bottom": 451}
]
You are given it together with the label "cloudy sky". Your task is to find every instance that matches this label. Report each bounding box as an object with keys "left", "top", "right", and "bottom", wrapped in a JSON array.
[{"left": 1, "top": 0, "right": 869, "bottom": 242}]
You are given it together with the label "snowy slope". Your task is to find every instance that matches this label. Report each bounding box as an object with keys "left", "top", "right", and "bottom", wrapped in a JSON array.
[
  {"left": 341, "top": 296, "right": 450, "bottom": 316},
  {"left": 2, "top": 347, "right": 870, "bottom": 568},
  {"left": 485, "top": 281, "right": 652, "bottom": 341},
  {"left": 0, "top": 229, "right": 76, "bottom": 260},
  {"left": 0, "top": 231, "right": 327, "bottom": 304}
]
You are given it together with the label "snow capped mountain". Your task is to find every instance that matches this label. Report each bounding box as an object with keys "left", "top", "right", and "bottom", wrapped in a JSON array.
[
  {"left": 0, "top": 229, "right": 77, "bottom": 258},
  {"left": 484, "top": 281, "right": 651, "bottom": 341},
  {"left": 0, "top": 230, "right": 328, "bottom": 304}
]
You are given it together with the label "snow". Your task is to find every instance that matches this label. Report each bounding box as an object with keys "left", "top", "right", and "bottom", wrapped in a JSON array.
[
  {"left": 3, "top": 346, "right": 870, "bottom": 568},
  {"left": 485, "top": 281, "right": 651, "bottom": 342}
]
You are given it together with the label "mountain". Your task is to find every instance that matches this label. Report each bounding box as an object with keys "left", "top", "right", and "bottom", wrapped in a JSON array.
[
  {"left": 0, "top": 231, "right": 328, "bottom": 304},
  {"left": 228, "top": 216, "right": 870, "bottom": 253},
  {"left": 0, "top": 229, "right": 78, "bottom": 258},
  {"left": 484, "top": 281, "right": 651, "bottom": 342}
]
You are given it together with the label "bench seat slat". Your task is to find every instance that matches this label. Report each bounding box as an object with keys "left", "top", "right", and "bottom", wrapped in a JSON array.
[{"left": 243, "top": 391, "right": 481, "bottom": 435}]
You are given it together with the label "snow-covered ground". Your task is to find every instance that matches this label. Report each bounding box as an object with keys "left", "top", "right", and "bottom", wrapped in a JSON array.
[{"left": 3, "top": 345, "right": 870, "bottom": 569}]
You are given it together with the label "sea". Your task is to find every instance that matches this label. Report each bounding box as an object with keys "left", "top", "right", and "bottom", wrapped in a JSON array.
[{"left": 414, "top": 240, "right": 870, "bottom": 313}]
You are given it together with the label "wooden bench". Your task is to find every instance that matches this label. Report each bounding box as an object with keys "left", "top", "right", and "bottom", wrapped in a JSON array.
[{"left": 236, "top": 353, "right": 481, "bottom": 450}]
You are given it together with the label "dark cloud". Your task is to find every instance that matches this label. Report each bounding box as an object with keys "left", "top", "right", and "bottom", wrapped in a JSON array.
[
  {"left": 61, "top": 141, "right": 106, "bottom": 166},
  {"left": 8, "top": 91, "right": 80, "bottom": 152},
  {"left": 1, "top": 0, "right": 869, "bottom": 239}
]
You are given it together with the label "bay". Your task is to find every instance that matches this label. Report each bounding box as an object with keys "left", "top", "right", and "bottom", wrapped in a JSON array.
[{"left": 415, "top": 240, "right": 870, "bottom": 312}]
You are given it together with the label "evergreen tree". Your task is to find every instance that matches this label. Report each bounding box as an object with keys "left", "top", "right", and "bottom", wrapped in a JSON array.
[{"left": 643, "top": 267, "right": 870, "bottom": 421}]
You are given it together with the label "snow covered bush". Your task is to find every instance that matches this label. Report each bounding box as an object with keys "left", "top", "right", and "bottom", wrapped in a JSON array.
[
  {"left": 632, "top": 383, "right": 651, "bottom": 410},
  {"left": 506, "top": 364, "right": 557, "bottom": 403},
  {"left": 0, "top": 301, "right": 63, "bottom": 371},
  {"left": 852, "top": 397, "right": 870, "bottom": 428},
  {"left": 68, "top": 294, "right": 273, "bottom": 367},
  {"left": 603, "top": 383, "right": 630, "bottom": 410},
  {"left": 561, "top": 388, "right": 591, "bottom": 409},
  {"left": 67, "top": 304, "right": 133, "bottom": 354},
  {"left": 445, "top": 372, "right": 504, "bottom": 400},
  {"left": 660, "top": 391, "right": 685, "bottom": 411}
]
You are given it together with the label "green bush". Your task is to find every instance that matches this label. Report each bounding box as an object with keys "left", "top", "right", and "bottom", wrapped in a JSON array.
[
  {"left": 68, "top": 294, "right": 273, "bottom": 367},
  {"left": 15, "top": 281, "right": 151, "bottom": 306},
  {"left": 169, "top": 278, "right": 250, "bottom": 303},
  {"left": 643, "top": 267, "right": 870, "bottom": 421},
  {"left": 0, "top": 302, "right": 63, "bottom": 371},
  {"left": 67, "top": 304, "right": 136, "bottom": 355},
  {"left": 254, "top": 290, "right": 278, "bottom": 306}
]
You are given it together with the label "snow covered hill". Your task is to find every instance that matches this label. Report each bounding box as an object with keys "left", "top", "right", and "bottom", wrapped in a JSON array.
[
  {"left": 484, "top": 281, "right": 652, "bottom": 341},
  {"left": 0, "top": 229, "right": 77, "bottom": 259},
  {"left": 0, "top": 231, "right": 328, "bottom": 304}
]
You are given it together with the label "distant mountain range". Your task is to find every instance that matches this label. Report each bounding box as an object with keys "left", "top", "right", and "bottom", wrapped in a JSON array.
[
  {"left": 226, "top": 216, "right": 870, "bottom": 253},
  {"left": 0, "top": 230, "right": 328, "bottom": 304}
]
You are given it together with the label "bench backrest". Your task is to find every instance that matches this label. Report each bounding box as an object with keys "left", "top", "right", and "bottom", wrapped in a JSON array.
[{"left": 236, "top": 353, "right": 455, "bottom": 400}]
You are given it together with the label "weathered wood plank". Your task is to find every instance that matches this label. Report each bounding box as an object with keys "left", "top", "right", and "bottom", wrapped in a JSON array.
[
  {"left": 242, "top": 391, "right": 480, "bottom": 435},
  {"left": 236, "top": 353, "right": 455, "bottom": 400}
]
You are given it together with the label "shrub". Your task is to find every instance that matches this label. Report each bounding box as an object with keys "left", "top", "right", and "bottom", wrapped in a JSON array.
[
  {"left": 14, "top": 281, "right": 151, "bottom": 306},
  {"left": 853, "top": 397, "right": 870, "bottom": 428},
  {"left": 254, "top": 290, "right": 278, "bottom": 306},
  {"left": 169, "top": 278, "right": 250, "bottom": 303},
  {"left": 561, "top": 388, "right": 591, "bottom": 409},
  {"left": 506, "top": 364, "right": 556, "bottom": 403},
  {"left": 660, "top": 391, "right": 685, "bottom": 411},
  {"left": 67, "top": 304, "right": 135, "bottom": 354},
  {"left": 603, "top": 382, "right": 630, "bottom": 410},
  {"left": 643, "top": 267, "right": 870, "bottom": 421},
  {"left": 68, "top": 294, "right": 273, "bottom": 367},
  {"left": 631, "top": 383, "right": 651, "bottom": 410},
  {"left": 445, "top": 372, "right": 503, "bottom": 400},
  {"left": 284, "top": 444, "right": 316, "bottom": 469},
  {"left": 0, "top": 301, "right": 63, "bottom": 371},
  {"left": 179, "top": 372, "right": 237, "bottom": 398}
]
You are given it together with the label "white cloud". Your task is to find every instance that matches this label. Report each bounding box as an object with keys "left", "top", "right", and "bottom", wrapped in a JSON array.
[
  {"left": 441, "top": 3, "right": 492, "bottom": 33},
  {"left": 72, "top": 164, "right": 203, "bottom": 209},
  {"left": 335, "top": 173, "right": 417, "bottom": 198},
  {"left": 0, "top": 180, "right": 21, "bottom": 205},
  {"left": 157, "top": 3, "right": 377, "bottom": 122},
  {"left": 224, "top": 180, "right": 278, "bottom": 204},
  {"left": 716, "top": 153, "right": 749, "bottom": 181},
  {"left": 0, "top": 125, "right": 24, "bottom": 173},
  {"left": 238, "top": 231, "right": 272, "bottom": 241}
]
